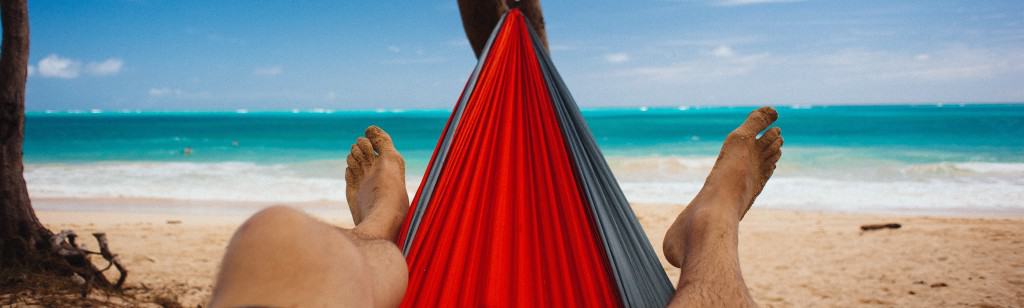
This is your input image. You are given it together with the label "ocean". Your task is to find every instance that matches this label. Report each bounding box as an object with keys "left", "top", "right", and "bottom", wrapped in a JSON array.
[{"left": 23, "top": 104, "right": 1024, "bottom": 215}]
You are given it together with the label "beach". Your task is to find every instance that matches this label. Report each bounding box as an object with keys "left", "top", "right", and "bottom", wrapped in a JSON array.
[
  {"left": 16, "top": 104, "right": 1024, "bottom": 306},
  {"left": 35, "top": 201, "right": 1024, "bottom": 307}
]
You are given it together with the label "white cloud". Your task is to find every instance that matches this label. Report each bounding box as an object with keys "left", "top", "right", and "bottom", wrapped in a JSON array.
[
  {"left": 36, "top": 54, "right": 124, "bottom": 78},
  {"left": 814, "top": 47, "right": 1014, "bottom": 81},
  {"left": 658, "top": 36, "right": 759, "bottom": 48},
  {"left": 615, "top": 44, "right": 1020, "bottom": 86},
  {"left": 148, "top": 87, "right": 182, "bottom": 97},
  {"left": 86, "top": 58, "right": 123, "bottom": 76},
  {"left": 27, "top": 65, "right": 34, "bottom": 76},
  {"left": 711, "top": 45, "right": 736, "bottom": 58},
  {"left": 605, "top": 52, "right": 631, "bottom": 63},
  {"left": 38, "top": 54, "right": 81, "bottom": 78},
  {"left": 713, "top": 0, "right": 806, "bottom": 6},
  {"left": 387, "top": 46, "right": 401, "bottom": 53},
  {"left": 147, "top": 87, "right": 217, "bottom": 100},
  {"left": 253, "top": 66, "right": 283, "bottom": 76},
  {"left": 618, "top": 52, "right": 769, "bottom": 82},
  {"left": 380, "top": 57, "right": 447, "bottom": 65}
]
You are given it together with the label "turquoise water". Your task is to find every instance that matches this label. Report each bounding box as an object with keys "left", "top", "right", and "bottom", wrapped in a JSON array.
[
  {"left": 25, "top": 104, "right": 1024, "bottom": 164},
  {"left": 22, "top": 104, "right": 1024, "bottom": 213}
]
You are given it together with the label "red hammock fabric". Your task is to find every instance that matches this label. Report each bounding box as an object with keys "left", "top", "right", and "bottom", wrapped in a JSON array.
[{"left": 396, "top": 10, "right": 621, "bottom": 307}]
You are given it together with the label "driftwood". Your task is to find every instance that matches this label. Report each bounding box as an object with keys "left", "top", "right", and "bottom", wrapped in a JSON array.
[
  {"left": 49, "top": 230, "right": 128, "bottom": 296},
  {"left": 93, "top": 232, "right": 128, "bottom": 288},
  {"left": 860, "top": 223, "right": 901, "bottom": 231}
]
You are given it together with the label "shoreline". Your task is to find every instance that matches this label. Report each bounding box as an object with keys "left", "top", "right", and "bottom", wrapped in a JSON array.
[{"left": 31, "top": 197, "right": 1024, "bottom": 220}]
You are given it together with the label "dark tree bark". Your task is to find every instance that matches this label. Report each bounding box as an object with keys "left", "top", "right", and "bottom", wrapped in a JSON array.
[
  {"left": 458, "top": 0, "right": 547, "bottom": 58},
  {"left": 0, "top": 0, "right": 52, "bottom": 269},
  {"left": 0, "top": 2, "right": 124, "bottom": 292}
]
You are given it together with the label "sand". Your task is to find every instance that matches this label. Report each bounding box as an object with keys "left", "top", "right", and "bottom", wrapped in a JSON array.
[{"left": 30, "top": 203, "right": 1024, "bottom": 307}]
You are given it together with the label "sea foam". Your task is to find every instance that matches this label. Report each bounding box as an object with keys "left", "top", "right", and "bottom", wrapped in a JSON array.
[{"left": 23, "top": 158, "right": 1024, "bottom": 215}]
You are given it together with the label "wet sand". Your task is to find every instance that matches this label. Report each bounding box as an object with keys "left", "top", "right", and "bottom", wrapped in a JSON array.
[{"left": 33, "top": 202, "right": 1024, "bottom": 307}]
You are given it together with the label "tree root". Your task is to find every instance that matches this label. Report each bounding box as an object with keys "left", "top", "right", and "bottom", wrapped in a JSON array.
[
  {"left": 50, "top": 230, "right": 128, "bottom": 296},
  {"left": 0, "top": 229, "right": 142, "bottom": 306}
]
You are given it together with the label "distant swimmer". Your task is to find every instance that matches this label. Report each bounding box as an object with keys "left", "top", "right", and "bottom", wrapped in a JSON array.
[
  {"left": 183, "top": 147, "right": 192, "bottom": 156},
  {"left": 232, "top": 140, "right": 240, "bottom": 147}
]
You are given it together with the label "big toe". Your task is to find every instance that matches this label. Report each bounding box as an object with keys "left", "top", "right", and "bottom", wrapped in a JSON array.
[
  {"left": 735, "top": 106, "right": 779, "bottom": 136},
  {"left": 365, "top": 125, "right": 398, "bottom": 156}
]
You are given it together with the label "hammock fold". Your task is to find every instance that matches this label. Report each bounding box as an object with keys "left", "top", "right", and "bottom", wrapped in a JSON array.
[{"left": 397, "top": 9, "right": 674, "bottom": 307}]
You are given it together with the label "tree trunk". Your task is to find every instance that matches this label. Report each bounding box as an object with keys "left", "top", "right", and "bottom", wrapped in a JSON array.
[
  {"left": 458, "top": 0, "right": 547, "bottom": 58},
  {"left": 0, "top": 2, "right": 124, "bottom": 294},
  {"left": 0, "top": 0, "right": 51, "bottom": 269}
]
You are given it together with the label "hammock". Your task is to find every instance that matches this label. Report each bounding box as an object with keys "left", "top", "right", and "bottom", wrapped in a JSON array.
[{"left": 396, "top": 8, "right": 674, "bottom": 307}]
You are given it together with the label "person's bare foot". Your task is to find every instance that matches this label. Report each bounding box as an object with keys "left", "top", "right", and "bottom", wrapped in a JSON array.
[
  {"left": 345, "top": 126, "right": 409, "bottom": 240},
  {"left": 664, "top": 106, "right": 782, "bottom": 268}
]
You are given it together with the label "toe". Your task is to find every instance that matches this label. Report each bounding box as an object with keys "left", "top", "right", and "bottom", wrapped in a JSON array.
[
  {"left": 346, "top": 166, "right": 358, "bottom": 181},
  {"left": 761, "top": 162, "right": 778, "bottom": 180},
  {"left": 345, "top": 167, "right": 360, "bottom": 183},
  {"left": 346, "top": 151, "right": 360, "bottom": 169},
  {"left": 765, "top": 146, "right": 782, "bottom": 164},
  {"left": 761, "top": 150, "right": 780, "bottom": 172},
  {"left": 758, "top": 127, "right": 781, "bottom": 147},
  {"left": 350, "top": 144, "right": 372, "bottom": 168},
  {"left": 365, "top": 125, "right": 398, "bottom": 155},
  {"left": 734, "top": 106, "right": 779, "bottom": 136},
  {"left": 356, "top": 137, "right": 375, "bottom": 157},
  {"left": 774, "top": 135, "right": 784, "bottom": 149},
  {"left": 762, "top": 135, "right": 783, "bottom": 154}
]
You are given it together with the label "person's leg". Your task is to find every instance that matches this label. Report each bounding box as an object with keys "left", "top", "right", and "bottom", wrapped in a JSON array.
[
  {"left": 210, "top": 126, "right": 409, "bottom": 307},
  {"left": 663, "top": 107, "right": 783, "bottom": 307}
]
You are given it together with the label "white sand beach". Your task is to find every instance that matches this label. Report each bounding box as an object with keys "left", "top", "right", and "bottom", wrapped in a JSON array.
[{"left": 28, "top": 200, "right": 1024, "bottom": 307}]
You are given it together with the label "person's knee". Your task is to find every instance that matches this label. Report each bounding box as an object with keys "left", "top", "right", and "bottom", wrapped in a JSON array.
[
  {"left": 223, "top": 205, "right": 367, "bottom": 275},
  {"left": 228, "top": 205, "right": 322, "bottom": 253},
  {"left": 247, "top": 205, "right": 310, "bottom": 225},
  {"left": 214, "top": 206, "right": 377, "bottom": 307},
  {"left": 239, "top": 205, "right": 310, "bottom": 234}
]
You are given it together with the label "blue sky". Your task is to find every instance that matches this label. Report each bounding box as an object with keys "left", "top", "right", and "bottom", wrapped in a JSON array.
[{"left": 23, "top": 0, "right": 1024, "bottom": 110}]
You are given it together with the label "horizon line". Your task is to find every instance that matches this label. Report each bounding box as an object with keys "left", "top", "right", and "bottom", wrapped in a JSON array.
[{"left": 24, "top": 102, "right": 1024, "bottom": 115}]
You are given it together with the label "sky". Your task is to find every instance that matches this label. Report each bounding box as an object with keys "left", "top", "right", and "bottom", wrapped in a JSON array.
[{"left": 22, "top": 0, "right": 1024, "bottom": 110}]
